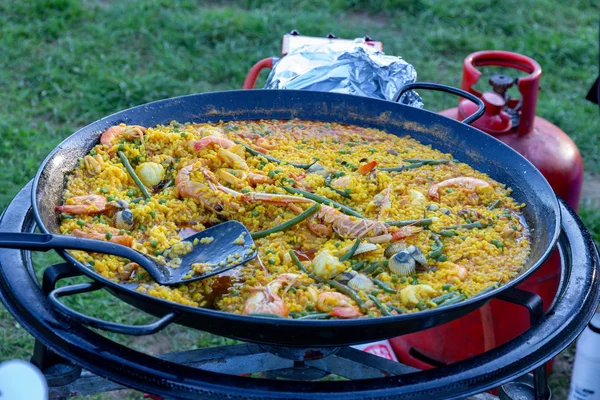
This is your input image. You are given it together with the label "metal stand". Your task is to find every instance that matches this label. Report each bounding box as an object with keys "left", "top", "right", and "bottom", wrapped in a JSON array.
[{"left": 36, "top": 263, "right": 550, "bottom": 399}]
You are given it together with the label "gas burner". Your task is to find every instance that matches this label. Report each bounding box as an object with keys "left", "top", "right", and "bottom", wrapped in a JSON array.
[{"left": 1, "top": 182, "right": 599, "bottom": 400}]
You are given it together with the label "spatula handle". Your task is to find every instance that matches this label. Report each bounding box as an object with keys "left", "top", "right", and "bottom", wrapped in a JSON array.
[{"left": 0, "top": 232, "right": 156, "bottom": 275}]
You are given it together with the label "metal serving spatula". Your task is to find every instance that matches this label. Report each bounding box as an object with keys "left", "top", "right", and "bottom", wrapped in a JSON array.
[{"left": 0, "top": 221, "right": 257, "bottom": 285}]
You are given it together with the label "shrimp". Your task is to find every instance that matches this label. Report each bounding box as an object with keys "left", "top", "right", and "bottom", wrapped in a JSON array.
[
  {"left": 72, "top": 225, "right": 134, "bottom": 247},
  {"left": 356, "top": 160, "right": 378, "bottom": 175},
  {"left": 193, "top": 136, "right": 235, "bottom": 151},
  {"left": 100, "top": 125, "right": 146, "bottom": 147},
  {"left": 391, "top": 225, "right": 423, "bottom": 241},
  {"left": 309, "top": 205, "right": 388, "bottom": 239},
  {"left": 443, "top": 262, "right": 468, "bottom": 281},
  {"left": 248, "top": 172, "right": 273, "bottom": 186},
  {"left": 56, "top": 194, "right": 107, "bottom": 215},
  {"left": 428, "top": 177, "right": 491, "bottom": 200},
  {"left": 243, "top": 273, "right": 302, "bottom": 317},
  {"left": 175, "top": 162, "right": 226, "bottom": 213},
  {"left": 316, "top": 292, "right": 362, "bottom": 319}
]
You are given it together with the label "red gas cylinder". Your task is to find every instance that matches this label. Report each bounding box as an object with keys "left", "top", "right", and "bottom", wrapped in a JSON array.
[{"left": 389, "top": 51, "right": 583, "bottom": 371}]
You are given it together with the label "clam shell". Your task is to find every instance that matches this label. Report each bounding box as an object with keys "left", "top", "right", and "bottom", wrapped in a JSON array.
[
  {"left": 338, "top": 242, "right": 378, "bottom": 257},
  {"left": 384, "top": 241, "right": 407, "bottom": 258},
  {"left": 388, "top": 251, "right": 416, "bottom": 276},
  {"left": 407, "top": 245, "right": 427, "bottom": 266},
  {"left": 348, "top": 274, "right": 374, "bottom": 293}
]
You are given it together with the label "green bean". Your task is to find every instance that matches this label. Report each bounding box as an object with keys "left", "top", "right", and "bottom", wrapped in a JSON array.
[
  {"left": 473, "top": 283, "right": 500, "bottom": 297},
  {"left": 162, "top": 177, "right": 174, "bottom": 190},
  {"left": 368, "top": 294, "right": 391, "bottom": 316},
  {"left": 283, "top": 186, "right": 364, "bottom": 218},
  {"left": 238, "top": 142, "right": 315, "bottom": 169},
  {"left": 372, "top": 279, "right": 397, "bottom": 293},
  {"left": 487, "top": 199, "right": 501, "bottom": 210},
  {"left": 289, "top": 250, "right": 321, "bottom": 282},
  {"left": 431, "top": 290, "right": 459, "bottom": 305},
  {"left": 296, "top": 312, "right": 331, "bottom": 320},
  {"left": 436, "top": 230, "right": 457, "bottom": 237},
  {"left": 429, "top": 234, "right": 444, "bottom": 258},
  {"left": 444, "top": 221, "right": 485, "bottom": 230},
  {"left": 327, "top": 280, "right": 368, "bottom": 313},
  {"left": 362, "top": 261, "right": 383, "bottom": 275},
  {"left": 247, "top": 313, "right": 286, "bottom": 318},
  {"left": 251, "top": 203, "right": 320, "bottom": 239},
  {"left": 352, "top": 261, "right": 366, "bottom": 271},
  {"left": 339, "top": 238, "right": 361, "bottom": 262},
  {"left": 378, "top": 162, "right": 425, "bottom": 172},
  {"left": 118, "top": 151, "right": 151, "bottom": 200},
  {"left": 386, "top": 218, "right": 433, "bottom": 227},
  {"left": 403, "top": 158, "right": 456, "bottom": 165},
  {"left": 491, "top": 239, "right": 505, "bottom": 249},
  {"left": 325, "top": 173, "right": 351, "bottom": 199},
  {"left": 386, "top": 304, "right": 405, "bottom": 313},
  {"left": 438, "top": 294, "right": 467, "bottom": 307}
]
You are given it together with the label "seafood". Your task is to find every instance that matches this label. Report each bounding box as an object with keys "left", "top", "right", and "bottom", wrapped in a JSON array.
[
  {"left": 243, "top": 273, "right": 303, "bottom": 317},
  {"left": 100, "top": 125, "right": 145, "bottom": 147},
  {"left": 72, "top": 225, "right": 134, "bottom": 247},
  {"left": 83, "top": 155, "right": 103, "bottom": 175},
  {"left": 193, "top": 136, "right": 235, "bottom": 151},
  {"left": 113, "top": 209, "right": 134, "bottom": 230},
  {"left": 388, "top": 251, "right": 416, "bottom": 276},
  {"left": 56, "top": 194, "right": 107, "bottom": 215},
  {"left": 175, "top": 162, "right": 225, "bottom": 213},
  {"left": 316, "top": 292, "right": 363, "bottom": 318},
  {"left": 347, "top": 273, "right": 374, "bottom": 293},
  {"left": 428, "top": 177, "right": 492, "bottom": 200}
]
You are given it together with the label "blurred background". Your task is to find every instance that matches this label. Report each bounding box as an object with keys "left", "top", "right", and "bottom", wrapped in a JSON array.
[{"left": 0, "top": 0, "right": 598, "bottom": 398}]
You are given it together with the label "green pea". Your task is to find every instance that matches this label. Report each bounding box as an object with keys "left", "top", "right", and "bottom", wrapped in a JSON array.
[
  {"left": 268, "top": 258, "right": 275, "bottom": 265},
  {"left": 266, "top": 250, "right": 275, "bottom": 254},
  {"left": 306, "top": 304, "right": 315, "bottom": 311},
  {"left": 118, "top": 144, "right": 125, "bottom": 151},
  {"left": 400, "top": 277, "right": 407, "bottom": 284},
  {"left": 88, "top": 260, "right": 95, "bottom": 266},
  {"left": 417, "top": 301, "right": 426, "bottom": 310},
  {"left": 105, "top": 232, "right": 113, "bottom": 240},
  {"left": 391, "top": 274, "right": 398, "bottom": 283},
  {"left": 149, "top": 210, "right": 156, "bottom": 218},
  {"left": 442, "top": 284, "right": 452, "bottom": 291},
  {"left": 107, "top": 195, "right": 115, "bottom": 202},
  {"left": 491, "top": 239, "right": 505, "bottom": 249},
  {"left": 154, "top": 249, "right": 161, "bottom": 256},
  {"left": 150, "top": 239, "right": 158, "bottom": 248},
  {"left": 139, "top": 224, "right": 146, "bottom": 231},
  {"left": 370, "top": 290, "right": 380, "bottom": 296},
  {"left": 437, "top": 255, "right": 449, "bottom": 262},
  {"left": 127, "top": 189, "right": 136, "bottom": 197},
  {"left": 90, "top": 149, "right": 97, "bottom": 156},
  {"left": 119, "top": 230, "right": 125, "bottom": 235},
  {"left": 180, "top": 132, "right": 187, "bottom": 138},
  {"left": 159, "top": 199, "right": 167, "bottom": 204},
  {"left": 100, "top": 188, "right": 108, "bottom": 194},
  {"left": 76, "top": 219, "right": 85, "bottom": 227}
]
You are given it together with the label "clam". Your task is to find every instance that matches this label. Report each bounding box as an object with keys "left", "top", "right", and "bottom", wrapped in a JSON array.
[
  {"left": 407, "top": 245, "right": 427, "bottom": 266},
  {"left": 388, "top": 251, "right": 416, "bottom": 276},
  {"left": 348, "top": 273, "right": 375, "bottom": 293},
  {"left": 114, "top": 209, "right": 134, "bottom": 230},
  {"left": 427, "top": 204, "right": 439, "bottom": 211},
  {"left": 384, "top": 241, "right": 407, "bottom": 259},
  {"left": 338, "top": 242, "right": 378, "bottom": 257}
]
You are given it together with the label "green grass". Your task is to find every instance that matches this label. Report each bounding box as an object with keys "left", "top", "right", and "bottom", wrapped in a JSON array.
[{"left": 0, "top": 0, "right": 598, "bottom": 397}]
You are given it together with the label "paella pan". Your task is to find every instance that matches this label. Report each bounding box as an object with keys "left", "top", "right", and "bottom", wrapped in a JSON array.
[{"left": 31, "top": 88, "right": 559, "bottom": 346}]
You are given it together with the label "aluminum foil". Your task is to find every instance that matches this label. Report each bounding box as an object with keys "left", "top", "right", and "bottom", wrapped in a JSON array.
[{"left": 264, "top": 41, "right": 423, "bottom": 107}]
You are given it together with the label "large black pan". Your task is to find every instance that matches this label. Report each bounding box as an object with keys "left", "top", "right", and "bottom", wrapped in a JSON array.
[{"left": 31, "top": 87, "right": 560, "bottom": 347}]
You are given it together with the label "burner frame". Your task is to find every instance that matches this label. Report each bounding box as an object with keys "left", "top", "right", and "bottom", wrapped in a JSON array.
[{"left": 1, "top": 182, "right": 598, "bottom": 400}]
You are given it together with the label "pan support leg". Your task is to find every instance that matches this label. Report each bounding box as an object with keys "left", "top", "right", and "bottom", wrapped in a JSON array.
[
  {"left": 496, "top": 287, "right": 551, "bottom": 400},
  {"left": 31, "top": 263, "right": 84, "bottom": 399}
]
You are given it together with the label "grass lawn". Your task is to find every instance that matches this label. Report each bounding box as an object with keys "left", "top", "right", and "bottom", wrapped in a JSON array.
[{"left": 0, "top": 0, "right": 598, "bottom": 398}]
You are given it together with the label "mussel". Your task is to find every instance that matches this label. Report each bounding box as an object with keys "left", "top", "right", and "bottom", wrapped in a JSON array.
[
  {"left": 114, "top": 209, "right": 134, "bottom": 230},
  {"left": 306, "top": 163, "right": 329, "bottom": 177},
  {"left": 388, "top": 251, "right": 416, "bottom": 276}
]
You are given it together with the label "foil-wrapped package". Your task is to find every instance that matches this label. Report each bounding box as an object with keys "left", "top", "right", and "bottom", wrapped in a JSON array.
[{"left": 264, "top": 41, "right": 423, "bottom": 108}]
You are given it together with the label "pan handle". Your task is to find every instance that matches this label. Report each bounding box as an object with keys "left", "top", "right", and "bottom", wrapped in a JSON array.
[
  {"left": 394, "top": 82, "right": 486, "bottom": 125},
  {"left": 48, "top": 282, "right": 177, "bottom": 336}
]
